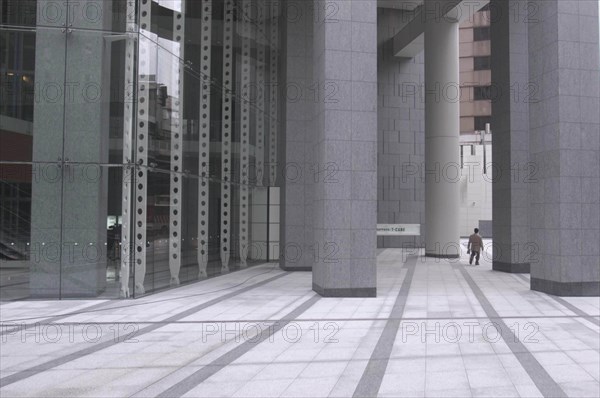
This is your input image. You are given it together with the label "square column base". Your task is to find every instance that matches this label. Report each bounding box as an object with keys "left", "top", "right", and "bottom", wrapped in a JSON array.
[
  {"left": 313, "top": 283, "right": 376, "bottom": 298},
  {"left": 426, "top": 253, "right": 460, "bottom": 259},
  {"left": 280, "top": 265, "right": 312, "bottom": 271},
  {"left": 531, "top": 278, "right": 600, "bottom": 297},
  {"left": 493, "top": 261, "right": 530, "bottom": 274}
]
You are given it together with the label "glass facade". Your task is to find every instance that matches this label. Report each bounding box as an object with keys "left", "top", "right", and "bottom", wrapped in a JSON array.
[{"left": 0, "top": 0, "right": 283, "bottom": 299}]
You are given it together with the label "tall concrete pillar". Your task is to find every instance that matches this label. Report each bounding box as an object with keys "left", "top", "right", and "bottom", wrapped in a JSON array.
[
  {"left": 528, "top": 0, "right": 600, "bottom": 296},
  {"left": 424, "top": 1, "right": 461, "bottom": 258},
  {"left": 377, "top": 8, "right": 426, "bottom": 250},
  {"left": 491, "top": 0, "right": 531, "bottom": 273},
  {"left": 280, "top": 0, "right": 313, "bottom": 271},
  {"left": 310, "top": 0, "right": 378, "bottom": 296}
]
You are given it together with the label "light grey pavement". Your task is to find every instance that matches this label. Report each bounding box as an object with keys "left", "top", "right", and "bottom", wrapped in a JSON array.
[{"left": 1, "top": 241, "right": 598, "bottom": 397}]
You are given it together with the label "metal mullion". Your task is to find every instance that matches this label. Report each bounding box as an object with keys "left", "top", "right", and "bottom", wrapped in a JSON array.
[{"left": 197, "top": 0, "right": 213, "bottom": 279}]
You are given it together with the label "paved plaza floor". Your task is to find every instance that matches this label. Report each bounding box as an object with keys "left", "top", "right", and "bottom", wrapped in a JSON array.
[{"left": 1, "top": 244, "right": 599, "bottom": 397}]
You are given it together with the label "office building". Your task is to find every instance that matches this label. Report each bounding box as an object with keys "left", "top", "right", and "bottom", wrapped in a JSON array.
[{"left": 0, "top": 0, "right": 598, "bottom": 300}]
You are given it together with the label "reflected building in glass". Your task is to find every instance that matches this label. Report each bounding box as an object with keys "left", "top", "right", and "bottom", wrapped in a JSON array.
[{"left": 1, "top": 0, "right": 283, "bottom": 299}]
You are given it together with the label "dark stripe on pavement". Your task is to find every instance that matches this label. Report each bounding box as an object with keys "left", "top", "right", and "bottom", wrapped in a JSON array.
[
  {"left": 456, "top": 265, "right": 567, "bottom": 398},
  {"left": 156, "top": 294, "right": 321, "bottom": 397},
  {"left": 0, "top": 272, "right": 289, "bottom": 388},
  {"left": 352, "top": 255, "right": 418, "bottom": 398},
  {"left": 514, "top": 273, "right": 599, "bottom": 327}
]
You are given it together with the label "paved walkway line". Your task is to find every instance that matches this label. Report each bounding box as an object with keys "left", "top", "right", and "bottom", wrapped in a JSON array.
[
  {"left": 0, "top": 300, "right": 116, "bottom": 337},
  {"left": 156, "top": 294, "right": 321, "bottom": 397},
  {"left": 22, "top": 313, "right": 593, "bottom": 326},
  {"left": 513, "top": 274, "right": 600, "bottom": 327},
  {"left": 1, "top": 264, "right": 281, "bottom": 329},
  {"left": 0, "top": 272, "right": 289, "bottom": 389},
  {"left": 456, "top": 265, "right": 567, "bottom": 398},
  {"left": 352, "top": 255, "right": 418, "bottom": 398}
]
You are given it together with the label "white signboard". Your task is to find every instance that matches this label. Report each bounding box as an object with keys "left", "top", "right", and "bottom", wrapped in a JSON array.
[{"left": 377, "top": 224, "right": 421, "bottom": 236}]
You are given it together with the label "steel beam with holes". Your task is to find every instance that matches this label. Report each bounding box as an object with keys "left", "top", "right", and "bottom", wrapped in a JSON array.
[
  {"left": 132, "top": 0, "right": 152, "bottom": 295},
  {"left": 169, "top": 2, "right": 185, "bottom": 286},
  {"left": 198, "top": 0, "right": 212, "bottom": 279},
  {"left": 255, "top": 0, "right": 266, "bottom": 187},
  {"left": 119, "top": 0, "right": 137, "bottom": 298},
  {"left": 220, "top": 0, "right": 234, "bottom": 272},
  {"left": 239, "top": 1, "right": 252, "bottom": 268},
  {"left": 268, "top": 0, "right": 279, "bottom": 187}
]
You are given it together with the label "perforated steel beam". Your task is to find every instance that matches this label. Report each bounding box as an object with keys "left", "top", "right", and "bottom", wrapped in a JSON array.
[
  {"left": 268, "top": 1, "right": 279, "bottom": 187},
  {"left": 119, "top": 0, "right": 137, "bottom": 298},
  {"left": 169, "top": 1, "right": 185, "bottom": 286},
  {"left": 198, "top": 0, "right": 212, "bottom": 279},
  {"left": 131, "top": 0, "right": 152, "bottom": 295},
  {"left": 220, "top": 0, "right": 234, "bottom": 273},
  {"left": 255, "top": 0, "right": 266, "bottom": 187},
  {"left": 239, "top": 1, "right": 252, "bottom": 268}
]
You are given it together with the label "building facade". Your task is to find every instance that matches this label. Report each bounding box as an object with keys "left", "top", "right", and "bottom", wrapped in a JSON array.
[
  {"left": 460, "top": 4, "right": 492, "bottom": 135},
  {"left": 458, "top": 4, "right": 493, "bottom": 237},
  {"left": 1, "top": 0, "right": 284, "bottom": 299},
  {"left": 1, "top": 0, "right": 599, "bottom": 299}
]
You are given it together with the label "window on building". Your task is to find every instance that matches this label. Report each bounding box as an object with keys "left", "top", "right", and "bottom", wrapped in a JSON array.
[
  {"left": 474, "top": 56, "right": 491, "bottom": 70},
  {"left": 474, "top": 116, "right": 492, "bottom": 131},
  {"left": 474, "top": 86, "right": 493, "bottom": 101},
  {"left": 473, "top": 27, "right": 490, "bottom": 41}
]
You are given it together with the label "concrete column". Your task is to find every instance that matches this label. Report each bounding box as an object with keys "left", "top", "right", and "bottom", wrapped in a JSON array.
[
  {"left": 311, "top": 0, "right": 378, "bottom": 297},
  {"left": 377, "top": 8, "right": 425, "bottom": 249},
  {"left": 424, "top": 1, "right": 461, "bottom": 258},
  {"left": 280, "top": 0, "right": 313, "bottom": 271},
  {"left": 491, "top": 0, "right": 531, "bottom": 273},
  {"left": 528, "top": 0, "right": 600, "bottom": 296}
]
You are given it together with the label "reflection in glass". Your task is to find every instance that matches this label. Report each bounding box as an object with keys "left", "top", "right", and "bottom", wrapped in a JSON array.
[{"left": 0, "top": 0, "right": 283, "bottom": 300}]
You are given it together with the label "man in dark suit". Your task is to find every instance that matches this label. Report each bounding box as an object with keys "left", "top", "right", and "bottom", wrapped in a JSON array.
[{"left": 467, "top": 228, "right": 483, "bottom": 265}]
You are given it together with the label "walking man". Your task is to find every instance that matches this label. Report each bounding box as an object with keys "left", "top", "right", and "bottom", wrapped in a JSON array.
[{"left": 467, "top": 228, "right": 483, "bottom": 265}]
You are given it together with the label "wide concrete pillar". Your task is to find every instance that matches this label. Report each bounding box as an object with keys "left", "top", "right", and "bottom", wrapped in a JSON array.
[
  {"left": 490, "top": 0, "right": 531, "bottom": 273},
  {"left": 310, "top": 0, "right": 378, "bottom": 296},
  {"left": 528, "top": 0, "right": 600, "bottom": 296},
  {"left": 424, "top": 1, "right": 461, "bottom": 258}
]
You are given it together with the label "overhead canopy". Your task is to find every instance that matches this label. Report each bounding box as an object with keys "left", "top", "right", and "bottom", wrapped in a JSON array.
[{"left": 390, "top": 0, "right": 490, "bottom": 58}]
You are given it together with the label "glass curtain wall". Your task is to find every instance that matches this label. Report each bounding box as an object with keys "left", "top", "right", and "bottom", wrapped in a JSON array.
[{"left": 0, "top": 0, "right": 283, "bottom": 300}]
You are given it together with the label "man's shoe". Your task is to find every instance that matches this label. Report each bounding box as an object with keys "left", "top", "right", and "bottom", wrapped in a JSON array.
[{"left": 475, "top": 263, "right": 480, "bottom": 266}]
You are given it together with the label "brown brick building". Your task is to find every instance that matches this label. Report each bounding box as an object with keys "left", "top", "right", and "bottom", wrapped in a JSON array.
[{"left": 460, "top": 5, "right": 492, "bottom": 135}]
